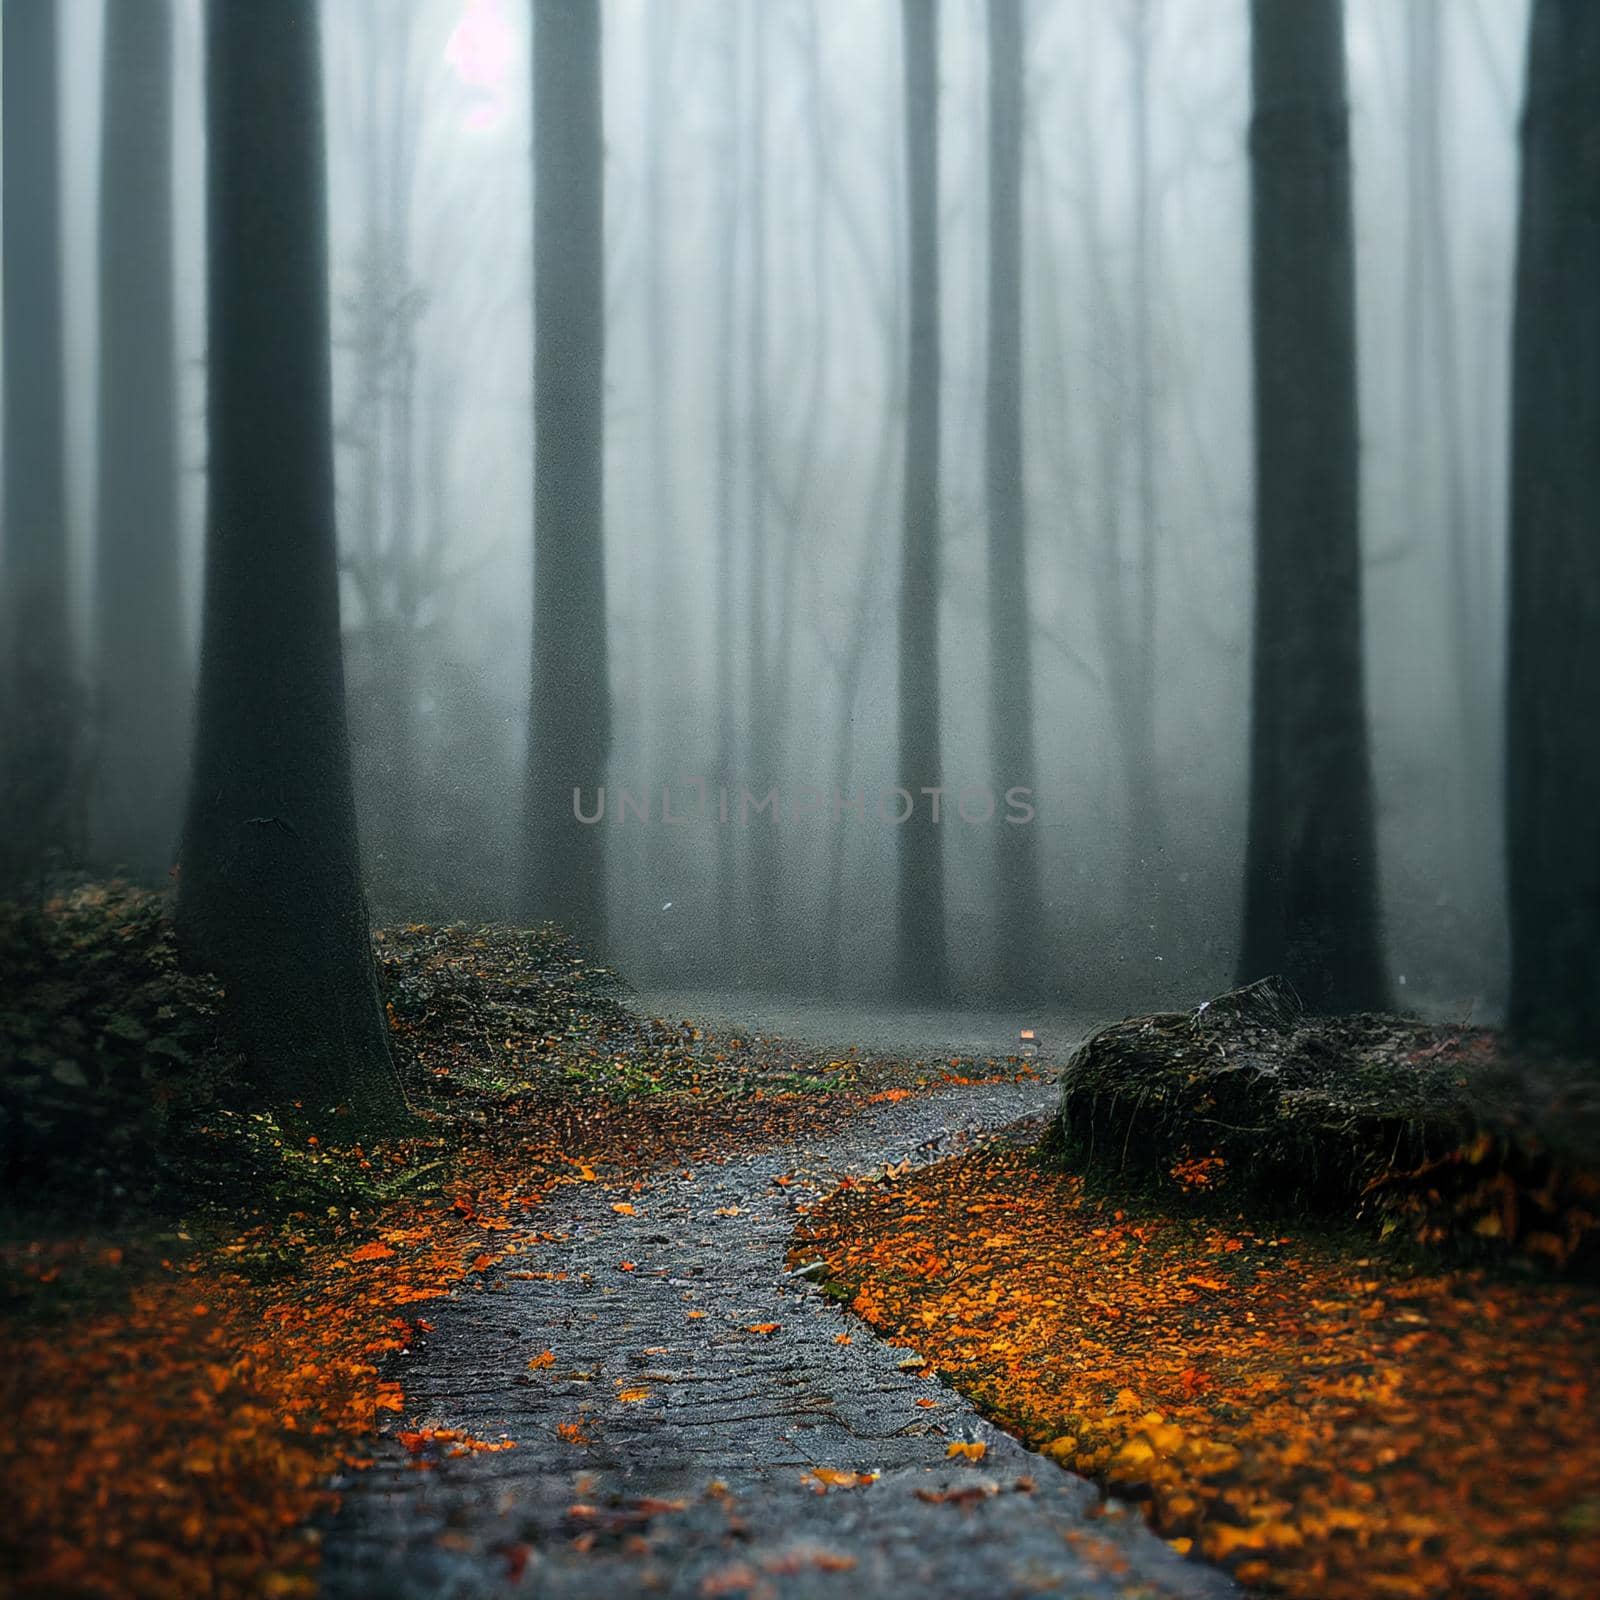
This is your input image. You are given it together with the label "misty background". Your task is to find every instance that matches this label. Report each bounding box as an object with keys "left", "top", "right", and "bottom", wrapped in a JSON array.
[{"left": 23, "top": 0, "right": 1524, "bottom": 1013}]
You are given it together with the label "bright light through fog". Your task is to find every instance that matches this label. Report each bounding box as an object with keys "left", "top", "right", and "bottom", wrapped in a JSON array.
[{"left": 445, "top": 0, "right": 515, "bottom": 133}]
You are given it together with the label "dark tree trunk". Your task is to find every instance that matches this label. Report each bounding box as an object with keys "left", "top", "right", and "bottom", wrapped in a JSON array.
[
  {"left": 1505, "top": 0, "right": 1600, "bottom": 1052},
  {"left": 179, "top": 0, "right": 409, "bottom": 1133},
  {"left": 1236, "top": 0, "right": 1387, "bottom": 1013},
  {"left": 95, "top": 0, "right": 188, "bottom": 883},
  {"left": 1, "top": 0, "right": 78, "bottom": 889},
  {"left": 525, "top": 0, "right": 609, "bottom": 945},
  {"left": 897, "top": 0, "right": 950, "bottom": 999},
  {"left": 986, "top": 0, "right": 1041, "bottom": 995}
]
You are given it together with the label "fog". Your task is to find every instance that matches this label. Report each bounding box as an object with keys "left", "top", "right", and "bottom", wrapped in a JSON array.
[{"left": 14, "top": 0, "right": 1530, "bottom": 1015}]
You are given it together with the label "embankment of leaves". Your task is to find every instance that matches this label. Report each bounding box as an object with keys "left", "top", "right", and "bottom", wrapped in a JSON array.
[
  {"left": 0, "top": 883, "right": 845, "bottom": 1242},
  {"left": 796, "top": 1145, "right": 1600, "bottom": 1600},
  {"left": 0, "top": 885, "right": 894, "bottom": 1597},
  {"left": 1042, "top": 976, "right": 1600, "bottom": 1271}
]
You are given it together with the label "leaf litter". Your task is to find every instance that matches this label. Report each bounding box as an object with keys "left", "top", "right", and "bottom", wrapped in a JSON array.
[
  {"left": 1, "top": 888, "right": 1037, "bottom": 1597},
  {"left": 793, "top": 1143, "right": 1600, "bottom": 1599}
]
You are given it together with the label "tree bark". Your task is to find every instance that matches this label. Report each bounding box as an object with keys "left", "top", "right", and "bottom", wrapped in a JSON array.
[
  {"left": 2, "top": 0, "right": 78, "bottom": 889},
  {"left": 1236, "top": 0, "right": 1388, "bottom": 1013},
  {"left": 986, "top": 0, "right": 1042, "bottom": 995},
  {"left": 95, "top": 0, "right": 188, "bottom": 884},
  {"left": 525, "top": 0, "right": 610, "bottom": 945},
  {"left": 897, "top": 0, "right": 951, "bottom": 999},
  {"left": 1505, "top": 0, "right": 1600, "bottom": 1051},
  {"left": 179, "top": 0, "right": 409, "bottom": 1132}
]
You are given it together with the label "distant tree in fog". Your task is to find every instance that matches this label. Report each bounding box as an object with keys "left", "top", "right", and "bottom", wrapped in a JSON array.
[
  {"left": 897, "top": 0, "right": 951, "bottom": 999},
  {"left": 1505, "top": 0, "right": 1600, "bottom": 1052},
  {"left": 179, "top": 0, "right": 409, "bottom": 1132},
  {"left": 1122, "top": 0, "right": 1164, "bottom": 942},
  {"left": 985, "top": 0, "right": 1041, "bottom": 994},
  {"left": 1, "top": 0, "right": 80, "bottom": 888},
  {"left": 743, "top": 0, "right": 780, "bottom": 984},
  {"left": 524, "top": 0, "right": 610, "bottom": 944},
  {"left": 95, "top": 0, "right": 188, "bottom": 883},
  {"left": 336, "top": 0, "right": 429, "bottom": 906},
  {"left": 713, "top": 3, "right": 741, "bottom": 969},
  {"left": 1235, "top": 0, "right": 1388, "bottom": 1012}
]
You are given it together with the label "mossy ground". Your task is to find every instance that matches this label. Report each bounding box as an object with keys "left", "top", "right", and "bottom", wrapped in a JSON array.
[{"left": 1044, "top": 977, "right": 1600, "bottom": 1272}]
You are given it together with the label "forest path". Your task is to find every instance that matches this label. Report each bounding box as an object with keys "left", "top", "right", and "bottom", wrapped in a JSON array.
[{"left": 319, "top": 1074, "right": 1233, "bottom": 1599}]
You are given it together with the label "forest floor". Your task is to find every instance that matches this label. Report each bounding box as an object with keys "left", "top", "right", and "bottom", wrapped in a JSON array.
[{"left": 2, "top": 887, "right": 1598, "bottom": 1599}]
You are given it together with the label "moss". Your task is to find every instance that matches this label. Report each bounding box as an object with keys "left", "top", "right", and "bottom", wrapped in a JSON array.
[{"left": 1044, "top": 976, "right": 1600, "bottom": 1269}]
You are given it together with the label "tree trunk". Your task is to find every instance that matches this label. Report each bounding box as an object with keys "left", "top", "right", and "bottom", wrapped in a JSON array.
[
  {"left": 1505, "top": 0, "right": 1600, "bottom": 1051},
  {"left": 1236, "top": 0, "right": 1388, "bottom": 1013},
  {"left": 1124, "top": 0, "right": 1165, "bottom": 934},
  {"left": 897, "top": 0, "right": 951, "bottom": 999},
  {"left": 525, "top": 0, "right": 609, "bottom": 945},
  {"left": 179, "top": 0, "right": 409, "bottom": 1133},
  {"left": 714, "top": 4, "right": 741, "bottom": 972},
  {"left": 743, "top": 0, "right": 780, "bottom": 987},
  {"left": 95, "top": 0, "right": 187, "bottom": 884},
  {"left": 1407, "top": 0, "right": 1492, "bottom": 858},
  {"left": 985, "top": 0, "right": 1041, "bottom": 995},
  {"left": 1, "top": 0, "right": 78, "bottom": 890}
]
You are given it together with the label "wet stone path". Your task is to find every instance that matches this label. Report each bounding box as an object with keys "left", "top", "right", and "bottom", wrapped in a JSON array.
[{"left": 320, "top": 1079, "right": 1235, "bottom": 1598}]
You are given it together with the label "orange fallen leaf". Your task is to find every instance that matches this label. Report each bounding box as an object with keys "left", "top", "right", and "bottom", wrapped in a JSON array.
[{"left": 803, "top": 1468, "right": 877, "bottom": 1493}]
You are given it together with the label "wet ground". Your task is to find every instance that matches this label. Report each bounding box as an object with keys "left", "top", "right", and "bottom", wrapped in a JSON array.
[
  {"left": 631, "top": 989, "right": 1110, "bottom": 1066},
  {"left": 319, "top": 1071, "right": 1233, "bottom": 1599}
]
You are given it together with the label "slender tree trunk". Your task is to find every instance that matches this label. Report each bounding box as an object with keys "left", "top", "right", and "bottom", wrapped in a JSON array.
[
  {"left": 985, "top": 0, "right": 1041, "bottom": 995},
  {"left": 383, "top": 255, "right": 420, "bottom": 899},
  {"left": 1, "top": 0, "right": 78, "bottom": 890},
  {"left": 1505, "top": 0, "right": 1600, "bottom": 1052},
  {"left": 94, "top": 0, "right": 187, "bottom": 883},
  {"left": 743, "top": 0, "right": 780, "bottom": 986},
  {"left": 769, "top": 0, "right": 832, "bottom": 823},
  {"left": 714, "top": 6, "right": 742, "bottom": 972},
  {"left": 645, "top": 0, "right": 676, "bottom": 919},
  {"left": 1125, "top": 0, "right": 1165, "bottom": 930},
  {"left": 822, "top": 384, "right": 901, "bottom": 996},
  {"left": 179, "top": 0, "right": 409, "bottom": 1132},
  {"left": 525, "top": 0, "right": 609, "bottom": 944},
  {"left": 1407, "top": 0, "right": 1489, "bottom": 833},
  {"left": 1236, "top": 0, "right": 1388, "bottom": 1012},
  {"left": 897, "top": 0, "right": 951, "bottom": 999}
]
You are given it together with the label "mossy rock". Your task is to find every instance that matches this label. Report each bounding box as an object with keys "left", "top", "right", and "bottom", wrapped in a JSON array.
[{"left": 1044, "top": 976, "right": 1600, "bottom": 1268}]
